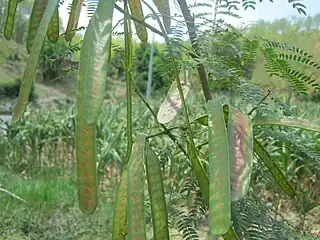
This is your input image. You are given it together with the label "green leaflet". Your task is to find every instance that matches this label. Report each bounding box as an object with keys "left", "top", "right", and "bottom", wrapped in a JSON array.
[
  {"left": 12, "top": 0, "right": 59, "bottom": 123},
  {"left": 207, "top": 99, "right": 231, "bottom": 235},
  {"left": 4, "top": 0, "right": 18, "bottom": 40},
  {"left": 82, "top": 0, "right": 115, "bottom": 125},
  {"left": 128, "top": 0, "right": 148, "bottom": 42},
  {"left": 27, "top": 0, "right": 48, "bottom": 53},
  {"left": 47, "top": 5, "right": 59, "bottom": 44},
  {"left": 227, "top": 106, "right": 253, "bottom": 202},
  {"left": 112, "top": 167, "right": 129, "bottom": 240},
  {"left": 157, "top": 80, "right": 190, "bottom": 124},
  {"left": 127, "top": 135, "right": 147, "bottom": 240},
  {"left": 145, "top": 145, "right": 170, "bottom": 240},
  {"left": 65, "top": 0, "right": 84, "bottom": 42},
  {"left": 254, "top": 138, "right": 296, "bottom": 198},
  {"left": 254, "top": 116, "right": 320, "bottom": 133},
  {"left": 153, "top": 0, "right": 171, "bottom": 33}
]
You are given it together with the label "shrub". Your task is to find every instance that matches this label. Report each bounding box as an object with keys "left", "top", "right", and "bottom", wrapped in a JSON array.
[{"left": 0, "top": 77, "right": 37, "bottom": 102}]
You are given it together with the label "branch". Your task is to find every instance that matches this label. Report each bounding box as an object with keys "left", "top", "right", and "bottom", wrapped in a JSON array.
[
  {"left": 114, "top": 4, "right": 163, "bottom": 36},
  {"left": 130, "top": 75, "right": 188, "bottom": 157},
  {"left": 115, "top": 3, "right": 211, "bottom": 102},
  {"left": 247, "top": 89, "right": 271, "bottom": 115},
  {"left": 177, "top": 0, "right": 213, "bottom": 102}
]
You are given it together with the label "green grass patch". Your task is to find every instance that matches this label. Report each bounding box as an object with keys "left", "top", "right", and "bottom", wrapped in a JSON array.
[{"left": 0, "top": 166, "right": 115, "bottom": 239}]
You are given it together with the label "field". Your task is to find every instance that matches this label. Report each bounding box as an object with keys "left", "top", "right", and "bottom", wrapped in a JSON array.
[{"left": 1, "top": 90, "right": 320, "bottom": 239}]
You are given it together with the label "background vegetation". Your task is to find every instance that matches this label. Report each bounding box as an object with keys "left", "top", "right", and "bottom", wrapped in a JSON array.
[{"left": 0, "top": 0, "right": 320, "bottom": 239}]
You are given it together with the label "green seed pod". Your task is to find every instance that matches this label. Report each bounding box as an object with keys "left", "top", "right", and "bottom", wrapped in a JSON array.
[
  {"left": 227, "top": 106, "right": 253, "bottom": 201},
  {"left": 47, "top": 5, "right": 59, "bottom": 44},
  {"left": 128, "top": 0, "right": 148, "bottom": 42},
  {"left": 127, "top": 135, "right": 147, "bottom": 240},
  {"left": 82, "top": 0, "right": 115, "bottom": 125},
  {"left": 145, "top": 145, "right": 169, "bottom": 240},
  {"left": 207, "top": 99, "right": 231, "bottom": 236},
  {"left": 4, "top": 0, "right": 18, "bottom": 40},
  {"left": 12, "top": 0, "right": 60, "bottom": 123},
  {"left": 112, "top": 167, "right": 129, "bottom": 240},
  {"left": 65, "top": 0, "right": 84, "bottom": 42}
]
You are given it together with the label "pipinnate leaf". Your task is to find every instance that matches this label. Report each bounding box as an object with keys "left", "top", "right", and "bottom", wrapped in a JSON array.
[
  {"left": 145, "top": 145, "right": 170, "bottom": 240},
  {"left": 4, "top": 0, "right": 18, "bottom": 40},
  {"left": 12, "top": 0, "right": 60, "bottom": 123},
  {"left": 112, "top": 167, "right": 129, "bottom": 240},
  {"left": 82, "top": 0, "right": 115, "bottom": 125},
  {"left": 128, "top": 0, "right": 148, "bottom": 42},
  {"left": 207, "top": 99, "right": 231, "bottom": 235},
  {"left": 127, "top": 135, "right": 147, "bottom": 240},
  {"left": 157, "top": 80, "right": 190, "bottom": 124},
  {"left": 227, "top": 106, "right": 253, "bottom": 201}
]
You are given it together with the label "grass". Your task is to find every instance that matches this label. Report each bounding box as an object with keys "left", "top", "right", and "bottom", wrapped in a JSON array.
[
  {"left": 0, "top": 166, "right": 115, "bottom": 240},
  {"left": 1, "top": 85, "right": 320, "bottom": 239}
]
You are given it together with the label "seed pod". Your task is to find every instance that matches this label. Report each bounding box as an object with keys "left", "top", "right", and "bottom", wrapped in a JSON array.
[
  {"left": 74, "top": 0, "right": 108, "bottom": 213},
  {"left": 47, "top": 5, "right": 59, "bottom": 44},
  {"left": 227, "top": 106, "right": 253, "bottom": 201},
  {"left": 254, "top": 138, "right": 296, "bottom": 197},
  {"left": 4, "top": 0, "right": 18, "bottom": 40},
  {"left": 207, "top": 99, "right": 231, "bottom": 235},
  {"left": 254, "top": 116, "right": 320, "bottom": 133},
  {"left": 153, "top": 0, "right": 171, "bottom": 33},
  {"left": 75, "top": 114, "right": 98, "bottom": 214},
  {"left": 128, "top": 0, "right": 148, "bottom": 42},
  {"left": 157, "top": 80, "right": 190, "bottom": 124},
  {"left": 112, "top": 167, "right": 129, "bottom": 240},
  {"left": 127, "top": 135, "right": 147, "bottom": 240},
  {"left": 65, "top": 0, "right": 84, "bottom": 42},
  {"left": 12, "top": 0, "right": 60, "bottom": 123},
  {"left": 82, "top": 0, "right": 115, "bottom": 125},
  {"left": 145, "top": 145, "right": 169, "bottom": 240},
  {"left": 27, "top": 0, "right": 48, "bottom": 53}
]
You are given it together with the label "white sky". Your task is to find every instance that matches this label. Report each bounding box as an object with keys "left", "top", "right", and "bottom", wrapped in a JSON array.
[{"left": 58, "top": 0, "right": 320, "bottom": 43}]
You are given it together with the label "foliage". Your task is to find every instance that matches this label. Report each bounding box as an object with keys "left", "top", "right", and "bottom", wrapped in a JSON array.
[
  {"left": 38, "top": 37, "right": 80, "bottom": 82},
  {"left": 1, "top": 0, "right": 320, "bottom": 240},
  {"left": 134, "top": 41, "right": 171, "bottom": 95},
  {"left": 0, "top": 77, "right": 37, "bottom": 101}
]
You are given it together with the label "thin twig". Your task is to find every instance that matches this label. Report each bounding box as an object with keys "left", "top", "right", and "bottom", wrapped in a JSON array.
[
  {"left": 146, "top": 126, "right": 186, "bottom": 139},
  {"left": 130, "top": 76, "right": 188, "bottom": 156},
  {"left": 177, "top": 0, "right": 213, "bottom": 102},
  {"left": 114, "top": 4, "right": 163, "bottom": 36},
  {"left": 247, "top": 89, "right": 271, "bottom": 116}
]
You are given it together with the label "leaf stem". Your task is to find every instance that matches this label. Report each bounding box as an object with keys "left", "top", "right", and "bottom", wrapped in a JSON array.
[
  {"left": 247, "top": 89, "right": 271, "bottom": 116},
  {"left": 130, "top": 76, "right": 188, "bottom": 157}
]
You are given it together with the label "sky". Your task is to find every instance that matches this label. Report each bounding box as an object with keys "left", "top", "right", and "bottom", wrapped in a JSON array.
[{"left": 58, "top": 0, "right": 320, "bottom": 43}]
